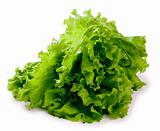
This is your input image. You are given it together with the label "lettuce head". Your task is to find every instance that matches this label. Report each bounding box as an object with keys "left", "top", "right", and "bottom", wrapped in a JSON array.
[{"left": 8, "top": 10, "right": 148, "bottom": 123}]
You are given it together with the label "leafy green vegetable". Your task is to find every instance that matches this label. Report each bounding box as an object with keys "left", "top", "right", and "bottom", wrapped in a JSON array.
[{"left": 8, "top": 10, "right": 148, "bottom": 123}]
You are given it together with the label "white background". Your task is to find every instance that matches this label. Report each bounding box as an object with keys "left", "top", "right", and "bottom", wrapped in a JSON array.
[{"left": 0, "top": 0, "right": 160, "bottom": 130}]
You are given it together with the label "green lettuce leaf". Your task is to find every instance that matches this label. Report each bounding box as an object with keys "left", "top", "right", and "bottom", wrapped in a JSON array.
[{"left": 8, "top": 10, "right": 148, "bottom": 123}]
